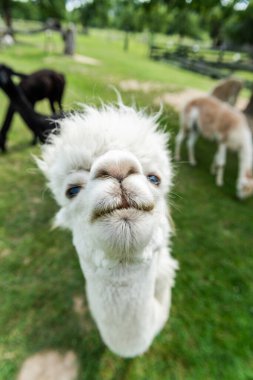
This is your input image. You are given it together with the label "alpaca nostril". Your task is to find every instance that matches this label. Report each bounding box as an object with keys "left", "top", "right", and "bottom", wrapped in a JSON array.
[
  {"left": 127, "top": 167, "right": 139, "bottom": 177},
  {"left": 94, "top": 163, "right": 140, "bottom": 182},
  {"left": 94, "top": 169, "right": 110, "bottom": 179},
  {"left": 94, "top": 169, "right": 124, "bottom": 182},
  {"left": 91, "top": 150, "right": 143, "bottom": 182}
]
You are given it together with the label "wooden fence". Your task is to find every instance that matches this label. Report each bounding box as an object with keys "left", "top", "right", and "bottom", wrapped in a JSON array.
[{"left": 150, "top": 44, "right": 253, "bottom": 88}]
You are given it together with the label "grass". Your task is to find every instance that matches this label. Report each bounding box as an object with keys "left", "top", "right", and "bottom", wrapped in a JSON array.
[{"left": 0, "top": 26, "right": 253, "bottom": 380}]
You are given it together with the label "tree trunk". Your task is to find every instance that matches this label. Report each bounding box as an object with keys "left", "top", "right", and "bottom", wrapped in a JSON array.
[
  {"left": 3, "top": 3, "right": 13, "bottom": 35},
  {"left": 82, "top": 25, "right": 89, "bottom": 35},
  {"left": 123, "top": 30, "right": 129, "bottom": 51},
  {"left": 62, "top": 26, "right": 75, "bottom": 56},
  {"left": 148, "top": 31, "right": 155, "bottom": 57}
]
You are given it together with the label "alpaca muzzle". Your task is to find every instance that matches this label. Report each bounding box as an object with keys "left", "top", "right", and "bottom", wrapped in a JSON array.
[
  {"left": 90, "top": 192, "right": 154, "bottom": 222},
  {"left": 90, "top": 150, "right": 155, "bottom": 221}
]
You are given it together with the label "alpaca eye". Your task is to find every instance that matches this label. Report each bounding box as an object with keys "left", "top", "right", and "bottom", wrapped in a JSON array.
[
  {"left": 147, "top": 174, "right": 161, "bottom": 186},
  {"left": 66, "top": 185, "right": 82, "bottom": 199}
]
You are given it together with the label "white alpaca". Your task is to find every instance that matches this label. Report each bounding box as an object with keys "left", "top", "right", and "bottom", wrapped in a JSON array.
[
  {"left": 37, "top": 104, "right": 178, "bottom": 358},
  {"left": 175, "top": 95, "right": 253, "bottom": 199}
]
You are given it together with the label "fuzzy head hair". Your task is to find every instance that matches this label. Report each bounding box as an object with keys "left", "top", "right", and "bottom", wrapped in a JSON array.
[{"left": 37, "top": 104, "right": 173, "bottom": 262}]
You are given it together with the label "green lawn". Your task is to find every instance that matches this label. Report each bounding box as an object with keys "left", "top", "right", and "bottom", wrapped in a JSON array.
[{"left": 0, "top": 28, "right": 253, "bottom": 380}]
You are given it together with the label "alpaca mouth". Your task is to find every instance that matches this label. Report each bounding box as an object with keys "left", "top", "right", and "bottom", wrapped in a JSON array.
[{"left": 91, "top": 202, "right": 154, "bottom": 222}]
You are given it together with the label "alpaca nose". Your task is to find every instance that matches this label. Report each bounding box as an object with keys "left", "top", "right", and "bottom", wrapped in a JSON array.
[{"left": 91, "top": 150, "right": 142, "bottom": 182}]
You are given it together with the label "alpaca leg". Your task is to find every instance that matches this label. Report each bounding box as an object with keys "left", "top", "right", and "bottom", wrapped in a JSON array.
[
  {"left": 215, "top": 143, "right": 227, "bottom": 186},
  {"left": 0, "top": 103, "right": 15, "bottom": 152},
  {"left": 175, "top": 130, "right": 186, "bottom": 161},
  {"left": 57, "top": 98, "right": 63, "bottom": 112},
  {"left": 29, "top": 101, "right": 39, "bottom": 146},
  {"left": 49, "top": 99, "right": 56, "bottom": 114},
  {"left": 187, "top": 130, "right": 198, "bottom": 166},
  {"left": 211, "top": 153, "right": 218, "bottom": 175}
]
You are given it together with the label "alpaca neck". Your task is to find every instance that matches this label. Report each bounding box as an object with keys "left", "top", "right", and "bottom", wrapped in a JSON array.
[
  {"left": 80, "top": 245, "right": 154, "bottom": 275},
  {"left": 72, "top": 219, "right": 167, "bottom": 275},
  {"left": 79, "top": 245, "right": 158, "bottom": 311},
  {"left": 1, "top": 79, "right": 49, "bottom": 138}
]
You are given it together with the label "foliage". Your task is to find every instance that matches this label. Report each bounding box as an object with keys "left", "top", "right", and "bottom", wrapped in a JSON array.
[
  {"left": 140, "top": 1, "right": 170, "bottom": 34},
  {"left": 0, "top": 0, "right": 13, "bottom": 28},
  {"left": 12, "top": 1, "right": 41, "bottom": 22},
  {"left": 0, "top": 0, "right": 66, "bottom": 24},
  {"left": 78, "top": 0, "right": 110, "bottom": 30},
  {"left": 110, "top": 0, "right": 142, "bottom": 32},
  {"left": 1, "top": 0, "right": 253, "bottom": 47},
  {"left": 166, "top": 8, "right": 202, "bottom": 40},
  {"left": 224, "top": 1, "right": 253, "bottom": 46},
  {"left": 33, "top": 0, "right": 66, "bottom": 21}
]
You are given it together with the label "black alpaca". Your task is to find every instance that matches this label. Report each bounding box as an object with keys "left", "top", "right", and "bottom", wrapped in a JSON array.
[
  {"left": 0, "top": 64, "right": 61, "bottom": 145},
  {"left": 0, "top": 66, "right": 65, "bottom": 151},
  {"left": 19, "top": 69, "right": 65, "bottom": 113}
]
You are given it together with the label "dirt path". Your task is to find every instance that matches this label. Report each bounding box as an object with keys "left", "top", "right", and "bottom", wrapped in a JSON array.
[
  {"left": 153, "top": 89, "right": 205, "bottom": 111},
  {"left": 74, "top": 54, "right": 101, "bottom": 66},
  {"left": 119, "top": 79, "right": 248, "bottom": 112},
  {"left": 17, "top": 350, "right": 79, "bottom": 380}
]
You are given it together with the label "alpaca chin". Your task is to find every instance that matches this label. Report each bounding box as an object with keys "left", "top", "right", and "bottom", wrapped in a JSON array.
[{"left": 89, "top": 208, "right": 156, "bottom": 260}]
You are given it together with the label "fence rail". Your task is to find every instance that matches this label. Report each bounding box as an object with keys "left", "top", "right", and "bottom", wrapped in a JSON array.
[{"left": 150, "top": 44, "right": 253, "bottom": 88}]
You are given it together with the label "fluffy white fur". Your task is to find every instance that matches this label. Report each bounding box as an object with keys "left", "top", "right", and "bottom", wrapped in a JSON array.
[{"left": 37, "top": 104, "right": 178, "bottom": 358}]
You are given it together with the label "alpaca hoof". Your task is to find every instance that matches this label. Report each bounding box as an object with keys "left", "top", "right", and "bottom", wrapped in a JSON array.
[{"left": 0, "top": 146, "right": 7, "bottom": 153}]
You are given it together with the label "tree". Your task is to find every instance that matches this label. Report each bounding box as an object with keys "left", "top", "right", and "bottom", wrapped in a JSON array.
[
  {"left": 166, "top": 8, "right": 202, "bottom": 41},
  {"left": 186, "top": 0, "right": 243, "bottom": 47},
  {"left": 112, "top": 0, "right": 143, "bottom": 50},
  {"left": 12, "top": 1, "right": 41, "bottom": 22},
  {"left": 33, "top": 0, "right": 66, "bottom": 21},
  {"left": 62, "top": 24, "right": 75, "bottom": 55},
  {"left": 0, "top": 0, "right": 14, "bottom": 32},
  {"left": 78, "top": 0, "right": 111, "bottom": 33},
  {"left": 141, "top": 1, "right": 170, "bottom": 34},
  {"left": 136, "top": 0, "right": 170, "bottom": 49},
  {"left": 224, "top": 0, "right": 253, "bottom": 48}
]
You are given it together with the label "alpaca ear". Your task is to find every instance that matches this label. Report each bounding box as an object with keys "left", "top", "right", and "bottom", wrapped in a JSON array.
[{"left": 53, "top": 208, "right": 72, "bottom": 230}]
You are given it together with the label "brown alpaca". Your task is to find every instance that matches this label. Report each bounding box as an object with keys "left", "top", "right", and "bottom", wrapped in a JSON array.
[{"left": 175, "top": 95, "right": 253, "bottom": 199}]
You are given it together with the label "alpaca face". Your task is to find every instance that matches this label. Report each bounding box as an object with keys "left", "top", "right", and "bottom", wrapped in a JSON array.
[
  {"left": 38, "top": 105, "right": 172, "bottom": 261},
  {"left": 64, "top": 149, "right": 165, "bottom": 258}
]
